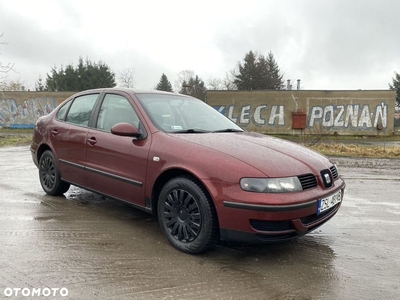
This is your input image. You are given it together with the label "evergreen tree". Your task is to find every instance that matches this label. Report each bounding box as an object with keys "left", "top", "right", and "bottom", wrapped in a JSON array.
[
  {"left": 234, "top": 51, "right": 257, "bottom": 90},
  {"left": 233, "top": 51, "right": 283, "bottom": 90},
  {"left": 179, "top": 75, "right": 206, "bottom": 101},
  {"left": 45, "top": 66, "right": 62, "bottom": 91},
  {"left": 265, "top": 52, "right": 284, "bottom": 89},
  {"left": 35, "top": 75, "right": 45, "bottom": 91},
  {"left": 155, "top": 73, "right": 173, "bottom": 92},
  {"left": 389, "top": 72, "right": 400, "bottom": 107},
  {"left": 44, "top": 57, "right": 116, "bottom": 91}
]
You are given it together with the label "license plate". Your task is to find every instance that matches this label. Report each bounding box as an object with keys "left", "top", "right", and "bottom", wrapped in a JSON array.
[{"left": 317, "top": 190, "right": 342, "bottom": 214}]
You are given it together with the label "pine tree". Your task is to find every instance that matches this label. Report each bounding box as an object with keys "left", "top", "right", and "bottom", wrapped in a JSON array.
[
  {"left": 265, "top": 51, "right": 284, "bottom": 89},
  {"left": 44, "top": 57, "right": 116, "bottom": 91},
  {"left": 234, "top": 51, "right": 258, "bottom": 90},
  {"left": 155, "top": 73, "right": 173, "bottom": 92},
  {"left": 35, "top": 75, "right": 46, "bottom": 91},
  {"left": 233, "top": 51, "right": 283, "bottom": 90},
  {"left": 179, "top": 75, "right": 206, "bottom": 101}
]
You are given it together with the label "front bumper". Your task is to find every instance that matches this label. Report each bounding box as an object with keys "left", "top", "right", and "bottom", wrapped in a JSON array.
[
  {"left": 220, "top": 197, "right": 342, "bottom": 243},
  {"left": 211, "top": 180, "right": 346, "bottom": 244}
]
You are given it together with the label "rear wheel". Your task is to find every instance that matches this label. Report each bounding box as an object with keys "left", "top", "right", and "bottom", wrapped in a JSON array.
[
  {"left": 39, "top": 150, "right": 70, "bottom": 196},
  {"left": 157, "top": 177, "right": 218, "bottom": 254}
]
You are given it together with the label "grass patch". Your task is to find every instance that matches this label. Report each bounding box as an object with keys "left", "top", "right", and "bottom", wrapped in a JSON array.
[
  {"left": 273, "top": 133, "right": 400, "bottom": 158},
  {"left": 0, "top": 135, "right": 32, "bottom": 147},
  {"left": 272, "top": 133, "right": 400, "bottom": 142},
  {"left": 0, "top": 128, "right": 33, "bottom": 147},
  {"left": 310, "top": 143, "right": 400, "bottom": 158}
]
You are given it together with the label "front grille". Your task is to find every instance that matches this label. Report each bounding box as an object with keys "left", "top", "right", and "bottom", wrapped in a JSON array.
[
  {"left": 330, "top": 165, "right": 339, "bottom": 179},
  {"left": 250, "top": 219, "right": 294, "bottom": 232},
  {"left": 298, "top": 174, "right": 317, "bottom": 190}
]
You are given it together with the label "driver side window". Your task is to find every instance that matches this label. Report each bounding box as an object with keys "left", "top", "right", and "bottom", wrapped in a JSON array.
[{"left": 97, "top": 94, "right": 139, "bottom": 132}]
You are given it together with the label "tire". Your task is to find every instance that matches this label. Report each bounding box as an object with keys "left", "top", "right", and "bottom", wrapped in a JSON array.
[
  {"left": 39, "top": 150, "right": 70, "bottom": 196},
  {"left": 157, "top": 177, "right": 218, "bottom": 254}
]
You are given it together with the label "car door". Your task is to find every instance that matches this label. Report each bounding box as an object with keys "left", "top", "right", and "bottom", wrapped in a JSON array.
[
  {"left": 85, "top": 93, "right": 150, "bottom": 206},
  {"left": 50, "top": 93, "right": 99, "bottom": 186}
]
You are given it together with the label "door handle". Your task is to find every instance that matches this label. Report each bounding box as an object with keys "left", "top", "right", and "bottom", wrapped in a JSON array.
[{"left": 87, "top": 137, "right": 97, "bottom": 145}]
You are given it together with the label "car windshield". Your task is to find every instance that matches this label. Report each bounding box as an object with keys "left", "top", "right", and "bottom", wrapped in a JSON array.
[{"left": 135, "top": 93, "right": 243, "bottom": 133}]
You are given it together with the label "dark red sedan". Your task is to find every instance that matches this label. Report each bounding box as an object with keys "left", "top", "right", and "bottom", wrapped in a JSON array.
[{"left": 31, "top": 88, "right": 345, "bottom": 254}]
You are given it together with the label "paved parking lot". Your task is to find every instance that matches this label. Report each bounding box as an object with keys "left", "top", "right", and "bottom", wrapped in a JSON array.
[{"left": 1, "top": 146, "right": 399, "bottom": 299}]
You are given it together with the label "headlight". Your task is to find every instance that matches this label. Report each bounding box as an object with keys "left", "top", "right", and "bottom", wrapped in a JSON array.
[{"left": 240, "top": 177, "right": 303, "bottom": 193}]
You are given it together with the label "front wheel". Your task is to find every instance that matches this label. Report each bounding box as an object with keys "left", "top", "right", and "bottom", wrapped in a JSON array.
[
  {"left": 39, "top": 150, "right": 70, "bottom": 196},
  {"left": 157, "top": 177, "right": 218, "bottom": 254}
]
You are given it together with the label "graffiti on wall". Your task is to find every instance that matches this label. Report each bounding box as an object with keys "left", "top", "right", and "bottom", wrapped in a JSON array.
[
  {"left": 0, "top": 98, "right": 57, "bottom": 128},
  {"left": 215, "top": 105, "right": 286, "bottom": 126},
  {"left": 214, "top": 102, "right": 389, "bottom": 130},
  {"left": 309, "top": 103, "right": 387, "bottom": 129}
]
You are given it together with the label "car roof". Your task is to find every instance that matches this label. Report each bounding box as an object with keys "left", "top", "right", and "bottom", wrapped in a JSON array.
[{"left": 80, "top": 87, "right": 182, "bottom": 96}]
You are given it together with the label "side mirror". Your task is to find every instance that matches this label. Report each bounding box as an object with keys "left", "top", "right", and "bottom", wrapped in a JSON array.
[{"left": 111, "top": 122, "right": 142, "bottom": 138}]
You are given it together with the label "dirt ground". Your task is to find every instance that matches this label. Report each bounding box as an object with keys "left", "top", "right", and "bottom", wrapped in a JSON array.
[{"left": 0, "top": 146, "right": 399, "bottom": 299}]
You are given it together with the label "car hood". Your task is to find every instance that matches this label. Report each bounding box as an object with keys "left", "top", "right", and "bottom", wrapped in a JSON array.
[{"left": 170, "top": 131, "right": 332, "bottom": 177}]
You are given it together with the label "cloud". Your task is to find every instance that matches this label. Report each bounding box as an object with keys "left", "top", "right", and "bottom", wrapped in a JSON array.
[{"left": 1, "top": 0, "right": 400, "bottom": 91}]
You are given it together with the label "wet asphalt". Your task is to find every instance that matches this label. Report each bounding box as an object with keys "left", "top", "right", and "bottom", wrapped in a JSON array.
[{"left": 0, "top": 146, "right": 399, "bottom": 299}]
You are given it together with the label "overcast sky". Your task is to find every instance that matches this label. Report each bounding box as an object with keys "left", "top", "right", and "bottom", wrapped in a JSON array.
[{"left": 1, "top": 0, "right": 399, "bottom": 91}]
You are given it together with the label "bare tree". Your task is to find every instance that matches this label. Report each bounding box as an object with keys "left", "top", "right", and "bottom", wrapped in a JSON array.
[
  {"left": 0, "top": 33, "right": 15, "bottom": 85},
  {"left": 223, "top": 71, "right": 237, "bottom": 90},
  {"left": 206, "top": 77, "right": 223, "bottom": 90},
  {"left": 174, "top": 70, "right": 195, "bottom": 92},
  {"left": 0, "top": 78, "right": 24, "bottom": 91},
  {"left": 205, "top": 72, "right": 237, "bottom": 91},
  {"left": 118, "top": 67, "right": 135, "bottom": 88}
]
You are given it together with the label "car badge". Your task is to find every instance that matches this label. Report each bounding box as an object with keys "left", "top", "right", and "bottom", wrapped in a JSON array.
[{"left": 324, "top": 173, "right": 331, "bottom": 184}]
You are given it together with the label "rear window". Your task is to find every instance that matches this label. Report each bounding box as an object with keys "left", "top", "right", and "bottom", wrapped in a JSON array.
[
  {"left": 56, "top": 100, "right": 72, "bottom": 120},
  {"left": 64, "top": 94, "right": 99, "bottom": 126}
]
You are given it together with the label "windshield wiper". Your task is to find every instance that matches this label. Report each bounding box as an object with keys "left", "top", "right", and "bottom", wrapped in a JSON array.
[
  {"left": 170, "top": 128, "right": 243, "bottom": 134},
  {"left": 171, "top": 129, "right": 211, "bottom": 133},
  {"left": 212, "top": 128, "right": 244, "bottom": 133}
]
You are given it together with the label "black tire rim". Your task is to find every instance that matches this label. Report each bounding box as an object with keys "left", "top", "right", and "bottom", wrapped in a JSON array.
[
  {"left": 162, "top": 189, "right": 201, "bottom": 243},
  {"left": 40, "top": 156, "right": 56, "bottom": 190}
]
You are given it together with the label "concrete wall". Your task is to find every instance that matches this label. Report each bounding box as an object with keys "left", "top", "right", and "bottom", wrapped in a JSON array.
[
  {"left": 0, "top": 91, "right": 74, "bottom": 128},
  {"left": 207, "top": 90, "right": 396, "bottom": 135},
  {"left": 1, "top": 90, "right": 397, "bottom": 135}
]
